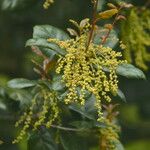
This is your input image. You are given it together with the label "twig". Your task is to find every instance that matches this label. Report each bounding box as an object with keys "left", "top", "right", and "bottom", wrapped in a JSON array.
[
  {"left": 50, "top": 124, "right": 88, "bottom": 132},
  {"left": 86, "top": 0, "right": 98, "bottom": 51},
  {"left": 0, "top": 114, "right": 90, "bottom": 132},
  {"left": 101, "top": 6, "right": 124, "bottom": 45},
  {"left": 100, "top": 136, "right": 107, "bottom": 150}
]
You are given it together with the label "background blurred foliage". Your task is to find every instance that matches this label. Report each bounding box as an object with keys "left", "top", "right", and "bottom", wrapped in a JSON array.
[{"left": 0, "top": 0, "right": 150, "bottom": 150}]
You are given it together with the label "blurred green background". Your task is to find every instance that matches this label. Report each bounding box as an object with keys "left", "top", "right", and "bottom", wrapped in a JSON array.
[{"left": 0, "top": 0, "right": 150, "bottom": 150}]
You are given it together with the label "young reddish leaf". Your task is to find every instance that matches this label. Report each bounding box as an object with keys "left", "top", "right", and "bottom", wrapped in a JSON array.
[
  {"left": 116, "top": 15, "right": 126, "bottom": 21},
  {"left": 96, "top": 9, "right": 118, "bottom": 20},
  {"left": 104, "top": 24, "right": 113, "bottom": 30}
]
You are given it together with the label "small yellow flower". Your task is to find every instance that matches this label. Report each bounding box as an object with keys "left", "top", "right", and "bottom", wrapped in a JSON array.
[
  {"left": 100, "top": 119, "right": 120, "bottom": 150},
  {"left": 13, "top": 90, "right": 59, "bottom": 144},
  {"left": 43, "top": 0, "right": 54, "bottom": 9},
  {"left": 48, "top": 20, "right": 125, "bottom": 120}
]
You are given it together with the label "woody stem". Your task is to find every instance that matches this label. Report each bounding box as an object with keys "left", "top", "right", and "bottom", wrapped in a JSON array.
[
  {"left": 101, "top": 6, "right": 123, "bottom": 45},
  {"left": 86, "top": 0, "right": 98, "bottom": 50}
]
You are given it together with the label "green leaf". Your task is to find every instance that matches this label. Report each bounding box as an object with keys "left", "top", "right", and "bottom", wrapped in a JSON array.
[
  {"left": 97, "top": 0, "right": 105, "bottom": 11},
  {"left": 0, "top": 99, "right": 6, "bottom": 110},
  {"left": 93, "top": 28, "right": 119, "bottom": 48},
  {"left": 0, "top": 0, "right": 36, "bottom": 11},
  {"left": 26, "top": 25, "right": 70, "bottom": 57},
  {"left": 60, "top": 131, "right": 88, "bottom": 150},
  {"left": 69, "top": 121, "right": 94, "bottom": 129},
  {"left": 38, "top": 80, "right": 52, "bottom": 90},
  {"left": 116, "top": 89, "right": 126, "bottom": 102},
  {"left": 7, "top": 78, "right": 36, "bottom": 89},
  {"left": 57, "top": 90, "right": 68, "bottom": 101},
  {"left": 0, "top": 86, "right": 20, "bottom": 112},
  {"left": 0, "top": 87, "right": 7, "bottom": 98},
  {"left": 52, "top": 75, "right": 65, "bottom": 91},
  {"left": 69, "top": 94, "right": 97, "bottom": 120},
  {"left": 9, "top": 89, "right": 32, "bottom": 108},
  {"left": 28, "top": 129, "right": 57, "bottom": 150},
  {"left": 116, "top": 64, "right": 146, "bottom": 79},
  {"left": 26, "top": 39, "right": 57, "bottom": 58},
  {"left": 32, "top": 25, "right": 70, "bottom": 41},
  {"left": 26, "top": 39, "right": 66, "bottom": 56}
]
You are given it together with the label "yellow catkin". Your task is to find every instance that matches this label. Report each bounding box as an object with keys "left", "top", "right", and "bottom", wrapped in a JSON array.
[
  {"left": 13, "top": 98, "right": 35, "bottom": 144},
  {"left": 13, "top": 90, "right": 59, "bottom": 144},
  {"left": 121, "top": 8, "right": 150, "bottom": 70},
  {"left": 100, "top": 119, "right": 120, "bottom": 150},
  {"left": 43, "top": 0, "right": 54, "bottom": 9},
  {"left": 48, "top": 20, "right": 125, "bottom": 121}
]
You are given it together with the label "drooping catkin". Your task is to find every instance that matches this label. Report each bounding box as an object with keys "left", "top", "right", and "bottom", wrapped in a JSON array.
[{"left": 48, "top": 20, "right": 125, "bottom": 121}]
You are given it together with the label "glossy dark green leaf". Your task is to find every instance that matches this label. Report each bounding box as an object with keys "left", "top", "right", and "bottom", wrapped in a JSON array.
[
  {"left": 93, "top": 28, "right": 118, "bottom": 48},
  {"left": 69, "top": 94, "right": 97, "bottom": 120},
  {"left": 69, "top": 121, "right": 94, "bottom": 129},
  {"left": 60, "top": 131, "right": 88, "bottom": 150},
  {"left": 97, "top": 0, "right": 105, "bottom": 11},
  {"left": 7, "top": 78, "right": 36, "bottom": 89},
  {"left": 0, "top": 86, "right": 20, "bottom": 112},
  {"left": 0, "top": 87, "right": 7, "bottom": 98},
  {"left": 116, "top": 89, "right": 126, "bottom": 102},
  {"left": 37, "top": 80, "right": 52, "bottom": 90},
  {"left": 0, "top": 99, "right": 6, "bottom": 110},
  {"left": 57, "top": 90, "right": 68, "bottom": 101},
  {"left": 0, "top": 0, "right": 36, "bottom": 10},
  {"left": 9, "top": 89, "right": 32, "bottom": 108},
  {"left": 28, "top": 129, "right": 57, "bottom": 150},
  {"left": 52, "top": 75, "right": 65, "bottom": 91},
  {"left": 70, "top": 119, "right": 106, "bottom": 130},
  {"left": 32, "top": 25, "right": 70, "bottom": 41},
  {"left": 26, "top": 25, "right": 70, "bottom": 57},
  {"left": 26, "top": 39, "right": 66, "bottom": 56},
  {"left": 116, "top": 64, "right": 146, "bottom": 79}
]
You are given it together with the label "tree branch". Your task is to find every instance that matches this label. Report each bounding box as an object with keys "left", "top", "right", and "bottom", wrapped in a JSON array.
[{"left": 86, "top": 0, "right": 98, "bottom": 50}]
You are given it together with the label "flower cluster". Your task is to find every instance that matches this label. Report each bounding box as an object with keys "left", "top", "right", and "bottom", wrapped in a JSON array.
[
  {"left": 48, "top": 21, "right": 124, "bottom": 120},
  {"left": 100, "top": 119, "right": 120, "bottom": 150},
  {"left": 43, "top": 0, "right": 54, "bottom": 9},
  {"left": 121, "top": 8, "right": 150, "bottom": 70},
  {"left": 13, "top": 89, "right": 59, "bottom": 144}
]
